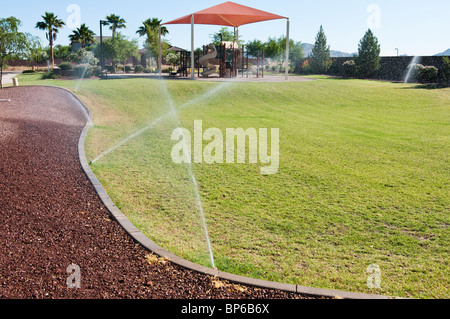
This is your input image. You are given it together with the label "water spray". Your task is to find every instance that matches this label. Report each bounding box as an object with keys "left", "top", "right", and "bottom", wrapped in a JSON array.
[
  {"left": 159, "top": 78, "right": 216, "bottom": 269},
  {"left": 75, "top": 64, "right": 90, "bottom": 93},
  {"left": 91, "top": 82, "right": 231, "bottom": 164},
  {"left": 91, "top": 113, "right": 167, "bottom": 164},
  {"left": 404, "top": 56, "right": 421, "bottom": 83},
  {"left": 74, "top": 52, "right": 98, "bottom": 93}
]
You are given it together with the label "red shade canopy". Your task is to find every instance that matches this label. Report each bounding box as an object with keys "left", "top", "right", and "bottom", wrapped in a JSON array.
[
  {"left": 159, "top": 1, "right": 290, "bottom": 80},
  {"left": 163, "top": 1, "right": 287, "bottom": 27}
]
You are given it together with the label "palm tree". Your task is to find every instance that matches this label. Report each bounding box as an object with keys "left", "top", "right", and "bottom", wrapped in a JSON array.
[
  {"left": 137, "top": 18, "right": 169, "bottom": 60},
  {"left": 105, "top": 14, "right": 126, "bottom": 37},
  {"left": 36, "top": 12, "right": 65, "bottom": 68},
  {"left": 69, "top": 24, "right": 96, "bottom": 48},
  {"left": 136, "top": 18, "right": 168, "bottom": 44}
]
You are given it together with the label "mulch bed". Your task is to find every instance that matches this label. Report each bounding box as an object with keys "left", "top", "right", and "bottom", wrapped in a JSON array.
[{"left": 0, "top": 86, "right": 313, "bottom": 299}]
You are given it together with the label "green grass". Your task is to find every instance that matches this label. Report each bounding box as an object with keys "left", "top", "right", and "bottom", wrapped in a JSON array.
[{"left": 16, "top": 72, "right": 449, "bottom": 298}]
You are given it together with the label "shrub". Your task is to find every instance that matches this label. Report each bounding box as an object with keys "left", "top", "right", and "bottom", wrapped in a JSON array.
[
  {"left": 417, "top": 65, "right": 438, "bottom": 83},
  {"left": 74, "top": 64, "right": 101, "bottom": 78},
  {"left": 143, "top": 67, "right": 152, "bottom": 73},
  {"left": 74, "top": 64, "right": 90, "bottom": 78},
  {"left": 405, "top": 63, "right": 421, "bottom": 82},
  {"left": 90, "top": 66, "right": 101, "bottom": 77},
  {"left": 297, "top": 59, "right": 311, "bottom": 74},
  {"left": 134, "top": 65, "right": 144, "bottom": 73},
  {"left": 58, "top": 62, "right": 74, "bottom": 71},
  {"left": 74, "top": 64, "right": 102, "bottom": 78},
  {"left": 409, "top": 64, "right": 439, "bottom": 83},
  {"left": 67, "top": 49, "right": 98, "bottom": 66},
  {"left": 161, "top": 67, "right": 172, "bottom": 74},
  {"left": 327, "top": 58, "right": 341, "bottom": 75},
  {"left": 124, "top": 65, "right": 132, "bottom": 73},
  {"left": 41, "top": 71, "right": 61, "bottom": 80},
  {"left": 343, "top": 60, "right": 357, "bottom": 78}
]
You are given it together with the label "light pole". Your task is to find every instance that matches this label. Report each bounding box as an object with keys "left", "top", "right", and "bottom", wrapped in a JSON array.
[{"left": 100, "top": 20, "right": 108, "bottom": 76}]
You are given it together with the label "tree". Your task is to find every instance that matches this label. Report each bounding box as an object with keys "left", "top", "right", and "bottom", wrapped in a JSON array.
[
  {"left": 35, "top": 12, "right": 65, "bottom": 68},
  {"left": 264, "top": 37, "right": 283, "bottom": 61},
  {"left": 246, "top": 39, "right": 265, "bottom": 56},
  {"left": 144, "top": 40, "right": 171, "bottom": 64},
  {"left": 0, "top": 17, "right": 34, "bottom": 89},
  {"left": 69, "top": 24, "right": 95, "bottom": 48},
  {"left": 136, "top": 18, "right": 168, "bottom": 40},
  {"left": 210, "top": 27, "right": 240, "bottom": 46},
  {"left": 309, "top": 25, "right": 331, "bottom": 74},
  {"left": 53, "top": 44, "right": 71, "bottom": 60},
  {"left": 95, "top": 34, "right": 139, "bottom": 71},
  {"left": 136, "top": 18, "right": 168, "bottom": 57},
  {"left": 28, "top": 41, "right": 49, "bottom": 65},
  {"left": 105, "top": 14, "right": 126, "bottom": 37},
  {"left": 165, "top": 52, "right": 180, "bottom": 69},
  {"left": 278, "top": 37, "right": 304, "bottom": 70},
  {"left": 356, "top": 29, "right": 381, "bottom": 78}
]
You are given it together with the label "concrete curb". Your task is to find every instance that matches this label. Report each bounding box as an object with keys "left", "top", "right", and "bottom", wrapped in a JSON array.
[{"left": 41, "top": 85, "right": 393, "bottom": 300}]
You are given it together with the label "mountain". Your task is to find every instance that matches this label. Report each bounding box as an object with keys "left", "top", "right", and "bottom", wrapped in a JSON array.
[
  {"left": 301, "top": 43, "right": 353, "bottom": 58},
  {"left": 434, "top": 49, "right": 450, "bottom": 56}
]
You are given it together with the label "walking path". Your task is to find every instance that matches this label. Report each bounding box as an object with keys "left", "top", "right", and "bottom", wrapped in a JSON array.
[{"left": 0, "top": 72, "right": 21, "bottom": 87}]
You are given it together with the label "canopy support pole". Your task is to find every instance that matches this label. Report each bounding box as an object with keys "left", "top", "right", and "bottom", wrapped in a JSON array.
[
  {"left": 158, "top": 26, "right": 162, "bottom": 76},
  {"left": 285, "top": 18, "right": 290, "bottom": 81},
  {"left": 191, "top": 14, "right": 195, "bottom": 80}
]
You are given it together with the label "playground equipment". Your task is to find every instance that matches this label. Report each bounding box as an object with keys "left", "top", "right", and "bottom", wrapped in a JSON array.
[
  {"left": 188, "top": 41, "right": 265, "bottom": 79},
  {"left": 199, "top": 44, "right": 219, "bottom": 77},
  {"left": 174, "top": 41, "right": 264, "bottom": 79},
  {"left": 160, "top": 1, "right": 290, "bottom": 80}
]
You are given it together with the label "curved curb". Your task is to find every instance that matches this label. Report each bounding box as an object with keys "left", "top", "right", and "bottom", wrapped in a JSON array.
[{"left": 38, "top": 85, "right": 394, "bottom": 300}]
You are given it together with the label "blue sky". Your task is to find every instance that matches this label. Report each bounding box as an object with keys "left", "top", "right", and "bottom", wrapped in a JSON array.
[{"left": 2, "top": 0, "right": 450, "bottom": 56}]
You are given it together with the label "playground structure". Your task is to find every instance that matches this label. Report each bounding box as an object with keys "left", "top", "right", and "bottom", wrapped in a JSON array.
[
  {"left": 160, "top": 1, "right": 289, "bottom": 80},
  {"left": 199, "top": 44, "right": 219, "bottom": 77},
  {"left": 176, "top": 42, "right": 266, "bottom": 79}
]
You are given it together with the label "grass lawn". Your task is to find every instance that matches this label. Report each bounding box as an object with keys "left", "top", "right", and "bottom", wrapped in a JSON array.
[{"left": 15, "top": 72, "right": 449, "bottom": 298}]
